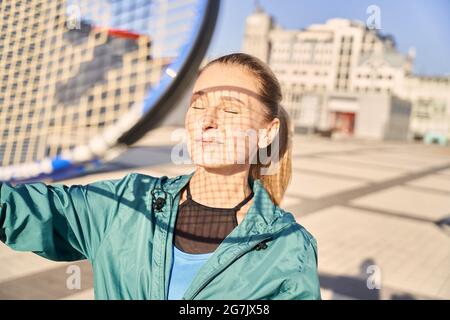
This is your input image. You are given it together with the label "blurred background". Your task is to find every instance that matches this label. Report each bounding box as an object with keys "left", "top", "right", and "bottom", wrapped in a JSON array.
[{"left": 1, "top": 0, "right": 449, "bottom": 300}]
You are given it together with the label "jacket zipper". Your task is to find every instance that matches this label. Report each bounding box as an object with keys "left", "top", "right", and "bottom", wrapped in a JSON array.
[{"left": 184, "top": 223, "right": 294, "bottom": 300}]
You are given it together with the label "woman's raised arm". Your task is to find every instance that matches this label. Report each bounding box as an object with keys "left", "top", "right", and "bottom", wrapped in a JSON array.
[{"left": 0, "top": 174, "right": 132, "bottom": 262}]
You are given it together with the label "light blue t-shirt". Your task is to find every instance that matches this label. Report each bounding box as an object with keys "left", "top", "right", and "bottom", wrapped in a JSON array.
[{"left": 167, "top": 245, "right": 213, "bottom": 300}]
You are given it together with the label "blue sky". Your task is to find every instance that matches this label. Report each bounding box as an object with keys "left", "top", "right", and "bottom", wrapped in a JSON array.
[{"left": 207, "top": 0, "right": 450, "bottom": 76}]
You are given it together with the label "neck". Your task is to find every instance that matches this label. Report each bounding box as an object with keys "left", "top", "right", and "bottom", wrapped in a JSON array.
[{"left": 189, "top": 165, "right": 253, "bottom": 208}]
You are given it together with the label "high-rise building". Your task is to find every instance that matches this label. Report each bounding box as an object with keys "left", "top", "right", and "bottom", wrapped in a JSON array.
[
  {"left": 242, "top": 6, "right": 450, "bottom": 144},
  {"left": 242, "top": 3, "right": 273, "bottom": 64}
]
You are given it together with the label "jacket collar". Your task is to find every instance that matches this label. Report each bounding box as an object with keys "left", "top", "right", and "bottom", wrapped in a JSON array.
[{"left": 163, "top": 170, "right": 293, "bottom": 235}]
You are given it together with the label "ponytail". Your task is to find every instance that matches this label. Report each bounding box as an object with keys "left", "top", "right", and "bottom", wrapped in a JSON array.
[{"left": 250, "top": 105, "right": 292, "bottom": 206}]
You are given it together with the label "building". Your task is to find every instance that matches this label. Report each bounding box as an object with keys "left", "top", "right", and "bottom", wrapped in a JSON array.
[{"left": 242, "top": 7, "right": 450, "bottom": 143}]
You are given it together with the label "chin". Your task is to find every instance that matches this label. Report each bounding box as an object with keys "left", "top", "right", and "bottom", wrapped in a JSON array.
[
  {"left": 195, "top": 163, "right": 251, "bottom": 175},
  {"left": 193, "top": 157, "right": 252, "bottom": 170},
  {"left": 191, "top": 154, "right": 238, "bottom": 166},
  {"left": 194, "top": 161, "right": 235, "bottom": 169}
]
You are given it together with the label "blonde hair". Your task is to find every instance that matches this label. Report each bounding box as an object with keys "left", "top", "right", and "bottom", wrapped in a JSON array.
[{"left": 200, "top": 53, "right": 293, "bottom": 206}]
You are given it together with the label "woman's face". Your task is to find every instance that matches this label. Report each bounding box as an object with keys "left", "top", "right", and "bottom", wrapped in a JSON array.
[{"left": 185, "top": 63, "right": 277, "bottom": 169}]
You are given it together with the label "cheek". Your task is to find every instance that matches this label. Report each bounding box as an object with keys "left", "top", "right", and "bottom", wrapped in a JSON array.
[
  {"left": 222, "top": 113, "right": 265, "bottom": 150},
  {"left": 185, "top": 109, "right": 195, "bottom": 128},
  {"left": 224, "top": 109, "right": 258, "bottom": 130},
  {"left": 185, "top": 111, "right": 201, "bottom": 137}
]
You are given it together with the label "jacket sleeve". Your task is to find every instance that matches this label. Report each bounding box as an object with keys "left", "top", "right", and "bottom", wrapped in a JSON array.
[
  {"left": 281, "top": 234, "right": 322, "bottom": 300},
  {"left": 0, "top": 174, "right": 132, "bottom": 262}
]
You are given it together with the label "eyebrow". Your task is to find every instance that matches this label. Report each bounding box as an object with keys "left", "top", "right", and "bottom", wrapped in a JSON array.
[
  {"left": 191, "top": 91, "right": 206, "bottom": 101},
  {"left": 220, "top": 96, "right": 245, "bottom": 106},
  {"left": 190, "top": 91, "right": 246, "bottom": 107},
  {"left": 190, "top": 94, "right": 245, "bottom": 109}
]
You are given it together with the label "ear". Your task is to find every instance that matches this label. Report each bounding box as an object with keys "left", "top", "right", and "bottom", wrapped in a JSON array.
[{"left": 258, "top": 118, "right": 280, "bottom": 149}]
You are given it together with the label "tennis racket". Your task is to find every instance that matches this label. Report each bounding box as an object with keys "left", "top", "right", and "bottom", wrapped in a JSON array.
[{"left": 0, "top": 0, "right": 220, "bottom": 182}]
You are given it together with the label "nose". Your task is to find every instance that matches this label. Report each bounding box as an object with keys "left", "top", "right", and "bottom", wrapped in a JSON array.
[{"left": 201, "top": 107, "right": 219, "bottom": 131}]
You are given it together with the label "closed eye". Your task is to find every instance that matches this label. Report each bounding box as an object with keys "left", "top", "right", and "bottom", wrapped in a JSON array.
[
  {"left": 224, "top": 109, "right": 239, "bottom": 114},
  {"left": 222, "top": 102, "right": 241, "bottom": 114}
]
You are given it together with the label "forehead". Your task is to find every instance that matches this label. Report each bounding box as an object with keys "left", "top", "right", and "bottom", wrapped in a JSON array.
[
  {"left": 193, "top": 63, "right": 260, "bottom": 94},
  {"left": 191, "top": 85, "right": 264, "bottom": 103}
]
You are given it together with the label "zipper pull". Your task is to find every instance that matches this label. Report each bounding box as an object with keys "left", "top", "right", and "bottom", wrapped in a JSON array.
[{"left": 254, "top": 238, "right": 271, "bottom": 251}]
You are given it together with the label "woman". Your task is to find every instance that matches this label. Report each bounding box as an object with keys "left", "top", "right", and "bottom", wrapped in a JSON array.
[{"left": 0, "top": 53, "right": 321, "bottom": 300}]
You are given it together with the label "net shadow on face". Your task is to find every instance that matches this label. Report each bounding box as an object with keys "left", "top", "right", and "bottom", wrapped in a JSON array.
[{"left": 185, "top": 86, "right": 274, "bottom": 168}]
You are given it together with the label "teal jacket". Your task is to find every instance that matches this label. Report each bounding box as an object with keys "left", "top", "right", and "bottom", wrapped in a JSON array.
[{"left": 0, "top": 171, "right": 321, "bottom": 300}]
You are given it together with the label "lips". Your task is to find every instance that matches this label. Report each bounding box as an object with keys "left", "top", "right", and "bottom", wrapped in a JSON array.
[{"left": 195, "top": 138, "right": 224, "bottom": 144}]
